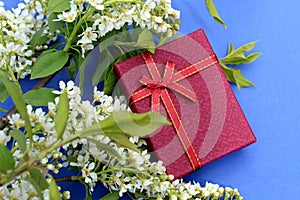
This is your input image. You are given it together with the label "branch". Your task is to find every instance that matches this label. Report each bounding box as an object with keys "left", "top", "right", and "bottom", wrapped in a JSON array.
[{"left": 54, "top": 176, "right": 79, "bottom": 182}]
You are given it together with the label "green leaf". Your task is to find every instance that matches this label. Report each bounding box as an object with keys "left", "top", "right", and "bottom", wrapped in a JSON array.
[
  {"left": 24, "top": 177, "right": 44, "bottom": 200},
  {"left": 49, "top": 177, "right": 61, "bottom": 200},
  {"left": 67, "top": 51, "right": 84, "bottom": 79},
  {"left": 79, "top": 111, "right": 169, "bottom": 138},
  {"left": 0, "top": 107, "right": 7, "bottom": 112},
  {"left": 221, "top": 63, "right": 254, "bottom": 89},
  {"left": 23, "top": 88, "right": 57, "bottom": 106},
  {"left": 205, "top": 0, "right": 226, "bottom": 28},
  {"left": 103, "top": 66, "right": 117, "bottom": 95},
  {"left": 54, "top": 91, "right": 69, "bottom": 140},
  {"left": 220, "top": 41, "right": 260, "bottom": 88},
  {"left": 106, "top": 133, "right": 140, "bottom": 152},
  {"left": 0, "top": 81, "right": 9, "bottom": 103},
  {"left": 48, "top": 13, "right": 64, "bottom": 34},
  {"left": 29, "top": 27, "right": 46, "bottom": 50},
  {"left": 86, "top": 138, "right": 121, "bottom": 159},
  {"left": 38, "top": 36, "right": 52, "bottom": 46},
  {"left": 78, "top": 111, "right": 169, "bottom": 151},
  {"left": 29, "top": 168, "right": 49, "bottom": 190},
  {"left": 10, "top": 130, "right": 26, "bottom": 153},
  {"left": 31, "top": 50, "right": 69, "bottom": 79},
  {"left": 91, "top": 50, "right": 115, "bottom": 85},
  {"left": 226, "top": 41, "right": 258, "bottom": 60},
  {"left": 100, "top": 191, "right": 119, "bottom": 200},
  {"left": 100, "top": 111, "right": 171, "bottom": 137},
  {"left": 84, "top": 184, "right": 93, "bottom": 200},
  {"left": 48, "top": 0, "right": 71, "bottom": 13},
  {"left": 227, "top": 43, "right": 234, "bottom": 54},
  {"left": 245, "top": 52, "right": 262, "bottom": 63},
  {"left": 0, "top": 144, "right": 15, "bottom": 171},
  {"left": 136, "top": 29, "right": 156, "bottom": 53},
  {"left": 79, "top": 124, "right": 139, "bottom": 152},
  {"left": 0, "top": 71, "right": 32, "bottom": 138}
]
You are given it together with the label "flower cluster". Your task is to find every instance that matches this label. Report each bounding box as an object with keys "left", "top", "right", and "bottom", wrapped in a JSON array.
[
  {"left": 0, "top": 179, "right": 70, "bottom": 200},
  {"left": 54, "top": 0, "right": 180, "bottom": 57},
  {"left": 0, "top": 0, "right": 180, "bottom": 78},
  {"left": 0, "top": 81, "right": 243, "bottom": 200},
  {"left": 0, "top": 0, "right": 56, "bottom": 79}
]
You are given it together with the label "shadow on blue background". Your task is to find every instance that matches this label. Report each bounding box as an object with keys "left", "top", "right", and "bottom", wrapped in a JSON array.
[{"left": 1, "top": 0, "right": 300, "bottom": 199}]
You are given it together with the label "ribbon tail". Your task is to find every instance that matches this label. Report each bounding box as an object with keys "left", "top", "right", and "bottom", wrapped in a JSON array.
[
  {"left": 160, "top": 88, "right": 201, "bottom": 170},
  {"left": 151, "top": 89, "right": 161, "bottom": 113}
]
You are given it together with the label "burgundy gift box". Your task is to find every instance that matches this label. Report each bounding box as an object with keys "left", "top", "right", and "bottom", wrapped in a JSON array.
[{"left": 114, "top": 28, "right": 256, "bottom": 179}]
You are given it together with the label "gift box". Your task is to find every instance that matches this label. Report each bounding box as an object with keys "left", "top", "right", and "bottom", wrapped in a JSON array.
[{"left": 113, "top": 28, "right": 256, "bottom": 179}]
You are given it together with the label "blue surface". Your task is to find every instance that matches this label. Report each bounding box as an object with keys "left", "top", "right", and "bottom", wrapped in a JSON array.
[{"left": 1, "top": 0, "right": 300, "bottom": 199}]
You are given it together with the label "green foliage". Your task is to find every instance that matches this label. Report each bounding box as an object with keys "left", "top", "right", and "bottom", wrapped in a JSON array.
[
  {"left": 67, "top": 51, "right": 84, "bottom": 79},
  {"left": 86, "top": 138, "right": 122, "bottom": 159},
  {"left": 0, "top": 71, "right": 33, "bottom": 138},
  {"left": 99, "top": 191, "right": 119, "bottom": 200},
  {"left": 0, "top": 81, "right": 9, "bottom": 103},
  {"left": 91, "top": 49, "right": 115, "bottom": 86},
  {"left": 87, "top": 29, "right": 157, "bottom": 95},
  {"left": 49, "top": 176, "right": 62, "bottom": 200},
  {"left": 24, "top": 177, "right": 45, "bottom": 200},
  {"left": 54, "top": 91, "right": 69, "bottom": 140},
  {"left": 9, "top": 130, "right": 27, "bottom": 153},
  {"left": 106, "top": 133, "right": 140, "bottom": 152},
  {"left": 0, "top": 144, "right": 15, "bottom": 171},
  {"left": 220, "top": 41, "right": 261, "bottom": 89},
  {"left": 23, "top": 88, "right": 57, "bottom": 106},
  {"left": 29, "top": 168, "right": 49, "bottom": 190},
  {"left": 84, "top": 185, "right": 93, "bottom": 200},
  {"left": 205, "top": 0, "right": 226, "bottom": 28},
  {"left": 31, "top": 50, "right": 69, "bottom": 79},
  {"left": 103, "top": 65, "right": 117, "bottom": 95},
  {"left": 79, "top": 111, "right": 170, "bottom": 152},
  {"left": 0, "top": 107, "right": 7, "bottom": 112},
  {"left": 47, "top": 0, "right": 71, "bottom": 13},
  {"left": 29, "top": 27, "right": 47, "bottom": 50},
  {"left": 136, "top": 29, "right": 156, "bottom": 53},
  {"left": 99, "top": 111, "right": 170, "bottom": 137},
  {"left": 48, "top": 13, "right": 65, "bottom": 34}
]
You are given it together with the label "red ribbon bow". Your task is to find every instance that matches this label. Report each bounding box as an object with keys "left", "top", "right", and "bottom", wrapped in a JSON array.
[{"left": 130, "top": 52, "right": 217, "bottom": 170}]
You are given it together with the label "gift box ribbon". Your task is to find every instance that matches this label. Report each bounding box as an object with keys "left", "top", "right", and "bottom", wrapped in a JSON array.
[{"left": 130, "top": 52, "right": 217, "bottom": 170}]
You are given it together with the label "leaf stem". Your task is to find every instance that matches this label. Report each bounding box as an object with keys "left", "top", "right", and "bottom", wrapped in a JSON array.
[{"left": 63, "top": 7, "right": 96, "bottom": 52}]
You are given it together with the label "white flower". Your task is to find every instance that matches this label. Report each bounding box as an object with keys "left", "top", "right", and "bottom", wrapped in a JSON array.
[
  {"left": 77, "top": 27, "right": 98, "bottom": 44},
  {"left": 8, "top": 113, "right": 25, "bottom": 128},
  {"left": 205, "top": 182, "right": 219, "bottom": 193},
  {"left": 79, "top": 43, "right": 94, "bottom": 57},
  {"left": 94, "top": 16, "right": 115, "bottom": 37},
  {"left": 82, "top": 162, "right": 98, "bottom": 184},
  {"left": 55, "top": 3, "right": 78, "bottom": 22},
  {"left": 0, "top": 129, "right": 10, "bottom": 145},
  {"left": 88, "top": 0, "right": 104, "bottom": 10},
  {"left": 52, "top": 80, "right": 76, "bottom": 95},
  {"left": 141, "top": 1, "right": 156, "bottom": 21}
]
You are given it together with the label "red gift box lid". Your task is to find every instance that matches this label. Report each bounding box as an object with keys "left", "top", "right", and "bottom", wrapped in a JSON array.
[{"left": 114, "top": 28, "right": 256, "bottom": 179}]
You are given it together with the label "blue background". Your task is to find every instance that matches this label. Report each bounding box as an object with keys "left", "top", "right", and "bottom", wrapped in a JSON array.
[{"left": 2, "top": 0, "right": 300, "bottom": 199}]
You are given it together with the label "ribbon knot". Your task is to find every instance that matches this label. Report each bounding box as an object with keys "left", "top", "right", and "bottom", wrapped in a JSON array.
[{"left": 130, "top": 51, "right": 218, "bottom": 170}]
